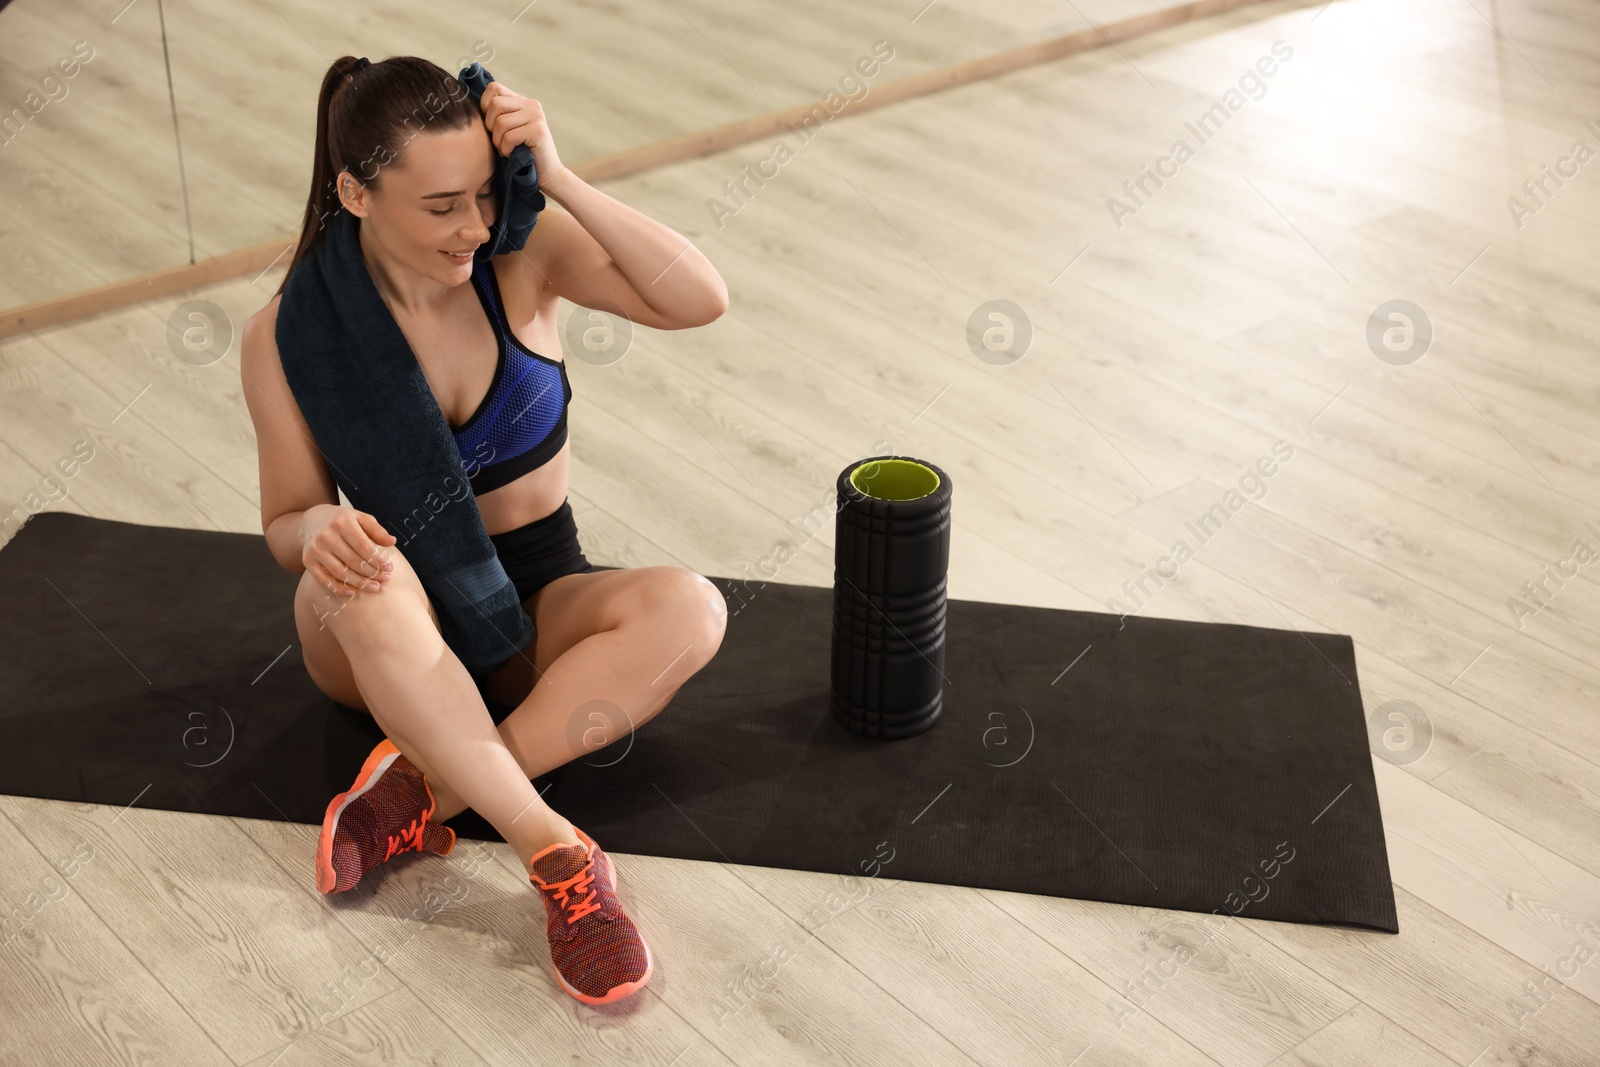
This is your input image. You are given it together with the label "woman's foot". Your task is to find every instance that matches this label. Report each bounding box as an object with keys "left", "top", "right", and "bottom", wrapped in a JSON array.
[
  {"left": 317, "top": 739, "right": 456, "bottom": 893},
  {"left": 527, "top": 826, "right": 652, "bottom": 1004}
]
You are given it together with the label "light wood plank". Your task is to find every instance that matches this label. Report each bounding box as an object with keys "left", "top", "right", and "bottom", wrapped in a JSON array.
[
  {"left": 0, "top": 799, "right": 230, "bottom": 1066},
  {"left": 1256, "top": 884, "right": 1600, "bottom": 1067},
  {"left": 1, "top": 795, "right": 420, "bottom": 1064},
  {"left": 749, "top": 872, "right": 1224, "bottom": 1065},
  {"left": 1373, "top": 760, "right": 1600, "bottom": 1004}
]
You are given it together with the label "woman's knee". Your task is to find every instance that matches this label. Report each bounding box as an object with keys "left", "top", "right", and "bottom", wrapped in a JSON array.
[
  {"left": 643, "top": 566, "right": 727, "bottom": 662},
  {"left": 295, "top": 545, "right": 439, "bottom": 640}
]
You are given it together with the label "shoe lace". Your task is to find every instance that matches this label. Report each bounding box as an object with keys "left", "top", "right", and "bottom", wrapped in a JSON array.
[
  {"left": 383, "top": 818, "right": 426, "bottom": 862},
  {"left": 539, "top": 856, "right": 602, "bottom": 924}
]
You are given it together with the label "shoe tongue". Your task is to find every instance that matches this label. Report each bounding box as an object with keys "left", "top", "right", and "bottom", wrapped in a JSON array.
[{"left": 530, "top": 842, "right": 590, "bottom": 882}]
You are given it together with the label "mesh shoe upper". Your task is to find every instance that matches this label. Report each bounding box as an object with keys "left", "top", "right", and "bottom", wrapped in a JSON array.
[
  {"left": 324, "top": 745, "right": 456, "bottom": 894},
  {"left": 528, "top": 835, "right": 651, "bottom": 1002}
]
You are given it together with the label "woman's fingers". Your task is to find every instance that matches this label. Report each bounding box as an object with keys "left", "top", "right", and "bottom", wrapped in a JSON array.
[
  {"left": 324, "top": 545, "right": 385, "bottom": 593},
  {"left": 345, "top": 512, "right": 396, "bottom": 568},
  {"left": 326, "top": 515, "right": 392, "bottom": 589},
  {"left": 300, "top": 508, "right": 396, "bottom": 605},
  {"left": 478, "top": 84, "right": 543, "bottom": 157},
  {"left": 309, "top": 560, "right": 359, "bottom": 600},
  {"left": 340, "top": 542, "right": 391, "bottom": 585},
  {"left": 312, "top": 535, "right": 383, "bottom": 595}
]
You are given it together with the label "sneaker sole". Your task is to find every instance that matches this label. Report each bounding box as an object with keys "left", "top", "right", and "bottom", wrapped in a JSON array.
[{"left": 317, "top": 739, "right": 405, "bottom": 894}]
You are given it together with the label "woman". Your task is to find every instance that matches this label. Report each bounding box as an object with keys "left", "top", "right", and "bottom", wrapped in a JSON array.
[{"left": 241, "top": 54, "right": 729, "bottom": 1005}]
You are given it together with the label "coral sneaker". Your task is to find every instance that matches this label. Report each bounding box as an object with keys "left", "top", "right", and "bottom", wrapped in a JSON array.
[
  {"left": 317, "top": 739, "right": 456, "bottom": 894},
  {"left": 527, "top": 826, "right": 653, "bottom": 1005}
]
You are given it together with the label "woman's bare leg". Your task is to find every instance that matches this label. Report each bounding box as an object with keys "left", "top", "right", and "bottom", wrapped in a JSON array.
[
  {"left": 425, "top": 566, "right": 728, "bottom": 823},
  {"left": 303, "top": 547, "right": 581, "bottom": 868}
]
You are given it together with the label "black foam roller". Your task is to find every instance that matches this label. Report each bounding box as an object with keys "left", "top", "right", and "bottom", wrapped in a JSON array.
[{"left": 831, "top": 456, "right": 952, "bottom": 739}]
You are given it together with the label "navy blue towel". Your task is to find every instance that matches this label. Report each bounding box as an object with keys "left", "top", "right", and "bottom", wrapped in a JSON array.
[
  {"left": 273, "top": 206, "right": 535, "bottom": 677},
  {"left": 457, "top": 63, "right": 546, "bottom": 262}
]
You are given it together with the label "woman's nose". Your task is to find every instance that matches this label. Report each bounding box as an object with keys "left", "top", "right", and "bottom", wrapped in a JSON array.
[{"left": 466, "top": 196, "right": 496, "bottom": 237}]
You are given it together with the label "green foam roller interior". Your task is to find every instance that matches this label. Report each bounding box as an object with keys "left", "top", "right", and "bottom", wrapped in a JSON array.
[{"left": 849, "top": 458, "right": 941, "bottom": 501}]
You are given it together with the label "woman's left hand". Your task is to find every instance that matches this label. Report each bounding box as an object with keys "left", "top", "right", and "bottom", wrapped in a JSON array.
[{"left": 478, "top": 82, "right": 566, "bottom": 189}]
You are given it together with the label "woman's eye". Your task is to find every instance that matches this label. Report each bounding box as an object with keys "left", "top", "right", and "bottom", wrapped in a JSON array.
[{"left": 430, "top": 192, "right": 489, "bottom": 216}]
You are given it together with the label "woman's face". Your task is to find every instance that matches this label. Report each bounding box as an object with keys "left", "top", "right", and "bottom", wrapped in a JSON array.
[{"left": 339, "top": 123, "right": 498, "bottom": 284}]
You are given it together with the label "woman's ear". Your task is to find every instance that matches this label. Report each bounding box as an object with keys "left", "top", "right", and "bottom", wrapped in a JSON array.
[{"left": 335, "top": 170, "right": 372, "bottom": 218}]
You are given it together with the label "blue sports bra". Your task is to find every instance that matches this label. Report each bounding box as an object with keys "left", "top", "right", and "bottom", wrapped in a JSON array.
[{"left": 451, "top": 257, "right": 572, "bottom": 495}]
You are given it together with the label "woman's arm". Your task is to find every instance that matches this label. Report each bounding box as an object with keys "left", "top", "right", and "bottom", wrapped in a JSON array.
[
  {"left": 473, "top": 83, "right": 727, "bottom": 329},
  {"left": 535, "top": 171, "right": 729, "bottom": 330},
  {"left": 241, "top": 298, "right": 339, "bottom": 573}
]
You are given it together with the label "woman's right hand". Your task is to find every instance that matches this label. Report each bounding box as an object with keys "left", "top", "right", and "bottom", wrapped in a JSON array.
[{"left": 299, "top": 504, "right": 396, "bottom": 599}]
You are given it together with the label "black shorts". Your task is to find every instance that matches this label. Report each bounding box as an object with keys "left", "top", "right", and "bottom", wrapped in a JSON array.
[
  {"left": 463, "top": 498, "right": 594, "bottom": 703},
  {"left": 489, "top": 497, "right": 595, "bottom": 603}
]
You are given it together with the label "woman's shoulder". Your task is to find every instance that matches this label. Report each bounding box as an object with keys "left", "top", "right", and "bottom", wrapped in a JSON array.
[
  {"left": 246, "top": 292, "right": 282, "bottom": 331},
  {"left": 242, "top": 294, "right": 285, "bottom": 379}
]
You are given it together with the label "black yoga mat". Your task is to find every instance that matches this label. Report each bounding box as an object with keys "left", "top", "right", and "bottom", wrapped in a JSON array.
[{"left": 0, "top": 512, "right": 1397, "bottom": 933}]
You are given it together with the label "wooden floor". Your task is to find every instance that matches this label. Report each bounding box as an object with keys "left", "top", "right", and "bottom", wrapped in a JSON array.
[
  {"left": 0, "top": 0, "right": 1187, "bottom": 309},
  {"left": 3, "top": 0, "right": 1600, "bottom": 1063}
]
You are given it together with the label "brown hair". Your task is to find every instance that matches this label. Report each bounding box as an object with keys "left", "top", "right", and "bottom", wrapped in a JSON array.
[{"left": 274, "top": 55, "right": 482, "bottom": 297}]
